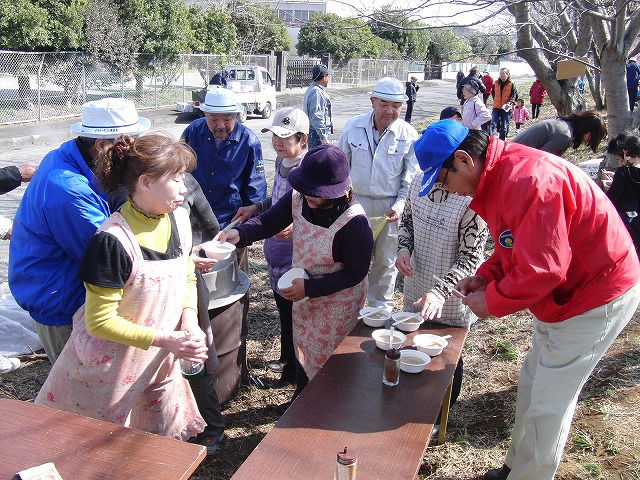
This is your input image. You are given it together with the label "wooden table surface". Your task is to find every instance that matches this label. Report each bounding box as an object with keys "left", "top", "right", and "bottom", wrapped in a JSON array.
[
  {"left": 232, "top": 321, "right": 467, "bottom": 480},
  {"left": 0, "top": 398, "right": 206, "bottom": 480}
]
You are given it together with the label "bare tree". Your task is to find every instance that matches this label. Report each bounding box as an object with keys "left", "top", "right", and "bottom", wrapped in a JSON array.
[{"left": 338, "top": 0, "right": 640, "bottom": 136}]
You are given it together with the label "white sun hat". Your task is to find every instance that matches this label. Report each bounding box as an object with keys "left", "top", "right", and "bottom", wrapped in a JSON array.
[
  {"left": 370, "top": 77, "right": 409, "bottom": 102},
  {"left": 70, "top": 97, "right": 151, "bottom": 139},
  {"left": 261, "top": 107, "right": 309, "bottom": 137},
  {"left": 199, "top": 87, "right": 244, "bottom": 113}
]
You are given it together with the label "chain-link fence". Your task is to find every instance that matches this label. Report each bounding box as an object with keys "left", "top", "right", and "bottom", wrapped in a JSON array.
[
  {"left": 331, "top": 59, "right": 409, "bottom": 87},
  {"left": 0, "top": 51, "right": 272, "bottom": 125},
  {"left": 0, "top": 51, "right": 414, "bottom": 125}
]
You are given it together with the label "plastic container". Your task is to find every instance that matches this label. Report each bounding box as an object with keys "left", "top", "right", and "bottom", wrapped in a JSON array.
[
  {"left": 383, "top": 348, "right": 400, "bottom": 386},
  {"left": 335, "top": 447, "right": 357, "bottom": 480}
]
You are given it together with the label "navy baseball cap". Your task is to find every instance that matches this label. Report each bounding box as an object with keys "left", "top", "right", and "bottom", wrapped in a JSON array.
[
  {"left": 312, "top": 64, "right": 333, "bottom": 80},
  {"left": 414, "top": 120, "right": 469, "bottom": 197}
]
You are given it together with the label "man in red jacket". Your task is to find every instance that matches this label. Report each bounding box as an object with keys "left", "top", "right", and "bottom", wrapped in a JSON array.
[{"left": 414, "top": 120, "right": 640, "bottom": 480}]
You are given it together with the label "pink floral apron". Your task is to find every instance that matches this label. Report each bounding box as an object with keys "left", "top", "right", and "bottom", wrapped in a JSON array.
[
  {"left": 291, "top": 192, "right": 368, "bottom": 379},
  {"left": 35, "top": 209, "right": 205, "bottom": 441}
]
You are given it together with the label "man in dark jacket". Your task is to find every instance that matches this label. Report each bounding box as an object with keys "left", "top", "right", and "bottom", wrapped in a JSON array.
[
  {"left": 457, "top": 67, "right": 485, "bottom": 105},
  {"left": 404, "top": 76, "right": 420, "bottom": 123},
  {"left": 626, "top": 58, "right": 640, "bottom": 111}
]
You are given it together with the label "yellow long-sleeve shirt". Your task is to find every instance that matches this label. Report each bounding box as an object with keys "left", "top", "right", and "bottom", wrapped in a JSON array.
[{"left": 83, "top": 201, "right": 197, "bottom": 349}]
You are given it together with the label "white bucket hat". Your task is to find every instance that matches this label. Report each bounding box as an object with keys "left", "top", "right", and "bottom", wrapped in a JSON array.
[
  {"left": 370, "top": 77, "right": 409, "bottom": 102},
  {"left": 261, "top": 107, "right": 309, "bottom": 137},
  {"left": 70, "top": 97, "right": 151, "bottom": 139},
  {"left": 199, "top": 87, "right": 244, "bottom": 113}
]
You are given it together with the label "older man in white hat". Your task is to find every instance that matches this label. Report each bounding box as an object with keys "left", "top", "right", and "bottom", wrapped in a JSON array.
[
  {"left": 9, "top": 98, "right": 150, "bottom": 364},
  {"left": 337, "top": 77, "right": 420, "bottom": 312},
  {"left": 182, "top": 87, "right": 267, "bottom": 273}
]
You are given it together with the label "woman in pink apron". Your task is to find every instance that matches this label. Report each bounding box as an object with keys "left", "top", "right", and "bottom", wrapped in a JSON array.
[
  {"left": 221, "top": 145, "right": 374, "bottom": 413},
  {"left": 36, "top": 134, "right": 207, "bottom": 441}
]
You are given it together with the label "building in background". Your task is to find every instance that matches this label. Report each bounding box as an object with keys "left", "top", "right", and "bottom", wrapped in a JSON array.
[{"left": 269, "top": 1, "right": 327, "bottom": 55}]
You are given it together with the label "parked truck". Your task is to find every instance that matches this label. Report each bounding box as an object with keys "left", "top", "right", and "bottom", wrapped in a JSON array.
[{"left": 176, "top": 65, "right": 276, "bottom": 123}]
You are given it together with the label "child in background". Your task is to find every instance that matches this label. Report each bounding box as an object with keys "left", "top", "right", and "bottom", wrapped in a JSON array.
[
  {"left": 512, "top": 99, "right": 530, "bottom": 133},
  {"left": 606, "top": 133, "right": 640, "bottom": 252},
  {"left": 461, "top": 82, "right": 491, "bottom": 131}
]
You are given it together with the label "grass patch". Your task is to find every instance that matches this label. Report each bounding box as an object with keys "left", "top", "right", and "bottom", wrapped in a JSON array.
[{"left": 495, "top": 341, "right": 518, "bottom": 361}]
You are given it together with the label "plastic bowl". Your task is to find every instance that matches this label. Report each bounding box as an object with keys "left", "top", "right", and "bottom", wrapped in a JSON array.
[
  {"left": 392, "top": 312, "right": 424, "bottom": 332},
  {"left": 277, "top": 268, "right": 310, "bottom": 302},
  {"left": 360, "top": 307, "right": 391, "bottom": 328},
  {"left": 413, "top": 334, "right": 448, "bottom": 356},
  {"left": 372, "top": 329, "right": 407, "bottom": 351},
  {"left": 400, "top": 349, "right": 431, "bottom": 373},
  {"left": 201, "top": 241, "right": 236, "bottom": 261}
]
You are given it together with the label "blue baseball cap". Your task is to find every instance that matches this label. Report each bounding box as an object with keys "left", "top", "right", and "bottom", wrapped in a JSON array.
[{"left": 414, "top": 120, "right": 469, "bottom": 197}]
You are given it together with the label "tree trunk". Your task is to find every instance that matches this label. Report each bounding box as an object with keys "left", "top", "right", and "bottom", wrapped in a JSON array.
[{"left": 599, "top": 45, "right": 631, "bottom": 137}]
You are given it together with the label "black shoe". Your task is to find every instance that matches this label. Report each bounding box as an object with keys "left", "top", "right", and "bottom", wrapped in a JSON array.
[
  {"left": 430, "top": 423, "right": 440, "bottom": 439},
  {"left": 250, "top": 376, "right": 295, "bottom": 390},
  {"left": 480, "top": 465, "right": 511, "bottom": 480},
  {"left": 275, "top": 400, "right": 292, "bottom": 415}
]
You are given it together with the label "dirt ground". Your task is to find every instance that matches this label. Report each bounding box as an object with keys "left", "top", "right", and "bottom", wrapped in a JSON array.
[
  {"left": 2, "top": 94, "right": 639, "bottom": 479},
  {"left": 2, "top": 240, "right": 639, "bottom": 479}
]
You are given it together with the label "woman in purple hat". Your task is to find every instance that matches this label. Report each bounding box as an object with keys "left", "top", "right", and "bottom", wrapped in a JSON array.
[{"left": 220, "top": 145, "right": 374, "bottom": 412}]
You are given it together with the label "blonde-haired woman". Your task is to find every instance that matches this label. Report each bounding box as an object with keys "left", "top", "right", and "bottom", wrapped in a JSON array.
[{"left": 36, "top": 133, "right": 207, "bottom": 441}]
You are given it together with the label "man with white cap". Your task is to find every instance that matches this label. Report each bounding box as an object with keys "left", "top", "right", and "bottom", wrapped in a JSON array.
[
  {"left": 9, "top": 97, "right": 150, "bottom": 364},
  {"left": 182, "top": 88, "right": 266, "bottom": 230},
  {"left": 303, "top": 64, "right": 333, "bottom": 149},
  {"left": 413, "top": 120, "right": 640, "bottom": 480},
  {"left": 338, "top": 77, "right": 420, "bottom": 312},
  {"left": 182, "top": 88, "right": 267, "bottom": 273}
]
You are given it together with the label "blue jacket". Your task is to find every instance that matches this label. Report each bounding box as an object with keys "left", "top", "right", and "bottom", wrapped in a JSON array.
[
  {"left": 182, "top": 118, "right": 267, "bottom": 227},
  {"left": 9, "top": 139, "right": 109, "bottom": 326},
  {"left": 627, "top": 61, "right": 640, "bottom": 89}
]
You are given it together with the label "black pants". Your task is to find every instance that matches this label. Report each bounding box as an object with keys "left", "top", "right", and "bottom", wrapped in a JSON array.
[
  {"left": 629, "top": 88, "right": 638, "bottom": 112},
  {"left": 531, "top": 103, "right": 542, "bottom": 118},
  {"left": 404, "top": 100, "right": 415, "bottom": 123},
  {"left": 188, "top": 373, "right": 225, "bottom": 439},
  {"left": 482, "top": 93, "right": 490, "bottom": 105},
  {"left": 274, "top": 291, "right": 296, "bottom": 383}
]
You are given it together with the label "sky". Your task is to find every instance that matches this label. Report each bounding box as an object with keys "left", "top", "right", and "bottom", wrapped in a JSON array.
[{"left": 325, "top": 0, "right": 495, "bottom": 25}]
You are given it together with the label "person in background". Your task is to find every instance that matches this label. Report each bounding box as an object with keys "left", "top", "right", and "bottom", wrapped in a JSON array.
[
  {"left": 233, "top": 107, "right": 310, "bottom": 390},
  {"left": 512, "top": 99, "right": 530, "bottom": 134},
  {"left": 220, "top": 146, "right": 373, "bottom": 413},
  {"left": 35, "top": 133, "right": 208, "bottom": 441},
  {"left": 512, "top": 110, "right": 607, "bottom": 157},
  {"left": 457, "top": 67, "right": 485, "bottom": 106},
  {"left": 414, "top": 120, "right": 639, "bottom": 480},
  {"left": 606, "top": 133, "right": 640, "bottom": 252},
  {"left": 440, "top": 106, "right": 463, "bottom": 122},
  {"left": 209, "top": 70, "right": 228, "bottom": 87},
  {"left": 0, "top": 163, "right": 37, "bottom": 240},
  {"left": 529, "top": 78, "right": 547, "bottom": 118},
  {"left": 455, "top": 70, "right": 465, "bottom": 103},
  {"left": 627, "top": 58, "right": 640, "bottom": 111},
  {"left": 338, "top": 77, "right": 420, "bottom": 312},
  {"left": 481, "top": 71, "right": 494, "bottom": 106},
  {"left": 303, "top": 64, "right": 333, "bottom": 149},
  {"left": 461, "top": 82, "right": 491, "bottom": 131},
  {"left": 181, "top": 87, "right": 267, "bottom": 273},
  {"left": 396, "top": 131, "right": 488, "bottom": 438},
  {"left": 404, "top": 76, "right": 420, "bottom": 123},
  {"left": 9, "top": 98, "right": 150, "bottom": 364},
  {"left": 490, "top": 68, "right": 517, "bottom": 140}
]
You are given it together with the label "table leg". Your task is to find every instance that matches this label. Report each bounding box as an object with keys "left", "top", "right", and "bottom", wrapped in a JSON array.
[{"left": 435, "top": 381, "right": 453, "bottom": 445}]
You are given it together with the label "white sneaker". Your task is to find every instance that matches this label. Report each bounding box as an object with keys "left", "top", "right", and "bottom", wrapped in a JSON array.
[{"left": 0, "top": 355, "right": 20, "bottom": 373}]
